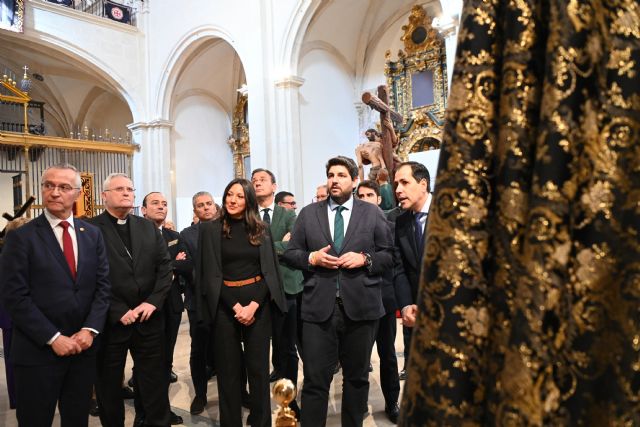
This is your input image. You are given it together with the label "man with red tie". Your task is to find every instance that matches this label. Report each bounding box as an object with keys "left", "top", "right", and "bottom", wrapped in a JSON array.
[{"left": 0, "top": 163, "right": 111, "bottom": 426}]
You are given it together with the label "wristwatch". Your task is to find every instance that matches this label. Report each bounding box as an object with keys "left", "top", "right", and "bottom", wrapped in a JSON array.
[{"left": 362, "top": 252, "right": 372, "bottom": 268}]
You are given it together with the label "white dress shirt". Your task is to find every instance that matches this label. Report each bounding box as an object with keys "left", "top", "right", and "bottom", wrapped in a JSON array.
[{"left": 327, "top": 195, "right": 354, "bottom": 241}]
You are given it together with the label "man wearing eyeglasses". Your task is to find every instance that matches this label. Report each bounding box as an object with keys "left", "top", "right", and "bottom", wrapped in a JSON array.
[
  {"left": 275, "top": 191, "right": 297, "bottom": 212},
  {"left": 0, "top": 163, "right": 111, "bottom": 426},
  {"left": 251, "top": 168, "right": 303, "bottom": 417},
  {"left": 88, "top": 173, "right": 173, "bottom": 427}
]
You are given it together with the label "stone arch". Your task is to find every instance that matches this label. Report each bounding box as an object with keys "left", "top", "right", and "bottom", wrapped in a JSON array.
[
  {"left": 19, "top": 32, "right": 142, "bottom": 122},
  {"left": 155, "top": 25, "right": 241, "bottom": 120}
]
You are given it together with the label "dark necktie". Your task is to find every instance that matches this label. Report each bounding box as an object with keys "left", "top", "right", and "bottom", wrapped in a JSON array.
[
  {"left": 414, "top": 212, "right": 426, "bottom": 257},
  {"left": 262, "top": 208, "right": 271, "bottom": 224},
  {"left": 59, "top": 220, "right": 76, "bottom": 280},
  {"left": 333, "top": 206, "right": 345, "bottom": 252}
]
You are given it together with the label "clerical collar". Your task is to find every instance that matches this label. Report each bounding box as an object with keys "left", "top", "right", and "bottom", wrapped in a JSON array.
[{"left": 106, "top": 211, "right": 129, "bottom": 225}]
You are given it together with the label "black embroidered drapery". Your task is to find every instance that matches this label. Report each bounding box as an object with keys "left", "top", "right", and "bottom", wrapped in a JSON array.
[{"left": 401, "top": 0, "right": 639, "bottom": 425}]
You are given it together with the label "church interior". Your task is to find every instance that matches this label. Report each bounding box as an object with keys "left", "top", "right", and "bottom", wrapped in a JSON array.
[
  {"left": 2, "top": 0, "right": 638, "bottom": 426},
  {"left": 0, "top": 0, "right": 462, "bottom": 425}
]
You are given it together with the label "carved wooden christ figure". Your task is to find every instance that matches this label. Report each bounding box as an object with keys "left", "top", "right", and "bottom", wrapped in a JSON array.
[{"left": 361, "top": 85, "right": 403, "bottom": 181}]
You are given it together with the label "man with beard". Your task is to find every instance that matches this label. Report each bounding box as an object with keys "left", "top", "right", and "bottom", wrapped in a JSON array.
[{"left": 283, "top": 156, "right": 393, "bottom": 427}]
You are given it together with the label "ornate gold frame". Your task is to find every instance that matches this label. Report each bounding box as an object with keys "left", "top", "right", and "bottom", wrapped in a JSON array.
[
  {"left": 385, "top": 5, "right": 447, "bottom": 158},
  {"left": 228, "top": 93, "right": 250, "bottom": 178}
]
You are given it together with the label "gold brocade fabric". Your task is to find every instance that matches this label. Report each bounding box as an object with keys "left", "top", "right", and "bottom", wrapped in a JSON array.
[{"left": 400, "top": 0, "right": 640, "bottom": 425}]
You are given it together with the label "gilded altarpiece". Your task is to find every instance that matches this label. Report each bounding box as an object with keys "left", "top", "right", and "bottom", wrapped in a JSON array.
[
  {"left": 385, "top": 5, "right": 447, "bottom": 159},
  {"left": 228, "top": 93, "right": 250, "bottom": 179}
]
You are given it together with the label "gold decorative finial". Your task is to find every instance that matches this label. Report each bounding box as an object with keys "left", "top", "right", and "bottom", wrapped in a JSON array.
[{"left": 272, "top": 379, "right": 297, "bottom": 426}]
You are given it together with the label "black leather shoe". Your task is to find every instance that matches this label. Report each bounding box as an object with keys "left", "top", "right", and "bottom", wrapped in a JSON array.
[
  {"left": 242, "top": 391, "right": 251, "bottom": 409},
  {"left": 368, "top": 363, "right": 373, "bottom": 372},
  {"left": 121, "top": 386, "right": 135, "bottom": 399},
  {"left": 170, "top": 410, "right": 183, "bottom": 425},
  {"left": 170, "top": 370, "right": 178, "bottom": 383},
  {"left": 385, "top": 402, "right": 400, "bottom": 424},
  {"left": 190, "top": 395, "right": 207, "bottom": 415},
  {"left": 132, "top": 414, "right": 144, "bottom": 427},
  {"left": 399, "top": 369, "right": 407, "bottom": 380},
  {"left": 89, "top": 399, "right": 99, "bottom": 417},
  {"left": 127, "top": 376, "right": 135, "bottom": 388}
]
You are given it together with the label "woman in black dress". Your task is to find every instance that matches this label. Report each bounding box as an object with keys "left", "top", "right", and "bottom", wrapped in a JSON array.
[{"left": 197, "top": 178, "right": 286, "bottom": 426}]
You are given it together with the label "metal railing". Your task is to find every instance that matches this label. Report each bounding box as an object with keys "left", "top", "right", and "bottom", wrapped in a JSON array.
[{"left": 47, "top": 0, "right": 138, "bottom": 27}]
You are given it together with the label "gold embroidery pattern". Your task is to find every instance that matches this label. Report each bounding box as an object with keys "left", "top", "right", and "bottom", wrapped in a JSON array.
[{"left": 400, "top": 0, "right": 640, "bottom": 425}]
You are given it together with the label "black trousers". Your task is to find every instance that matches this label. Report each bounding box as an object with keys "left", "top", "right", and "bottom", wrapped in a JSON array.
[
  {"left": 133, "top": 303, "right": 182, "bottom": 417},
  {"left": 214, "top": 303, "right": 272, "bottom": 427},
  {"left": 375, "top": 310, "right": 400, "bottom": 405},
  {"left": 14, "top": 355, "right": 95, "bottom": 427},
  {"left": 402, "top": 325, "right": 413, "bottom": 370},
  {"left": 301, "top": 302, "right": 378, "bottom": 427},
  {"left": 96, "top": 314, "right": 170, "bottom": 427},
  {"left": 187, "top": 309, "right": 211, "bottom": 398},
  {"left": 270, "top": 293, "right": 300, "bottom": 387}
]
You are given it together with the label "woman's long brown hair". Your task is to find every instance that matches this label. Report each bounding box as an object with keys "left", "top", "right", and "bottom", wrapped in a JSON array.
[{"left": 220, "top": 178, "right": 266, "bottom": 245}]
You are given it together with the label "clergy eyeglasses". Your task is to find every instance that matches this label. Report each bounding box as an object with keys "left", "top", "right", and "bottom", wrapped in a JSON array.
[{"left": 104, "top": 186, "right": 135, "bottom": 193}]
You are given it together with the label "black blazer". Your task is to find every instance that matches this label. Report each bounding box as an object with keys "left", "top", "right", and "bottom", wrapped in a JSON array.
[
  {"left": 161, "top": 227, "right": 186, "bottom": 314},
  {"left": 89, "top": 212, "right": 172, "bottom": 326},
  {"left": 195, "top": 219, "right": 286, "bottom": 325},
  {"left": 393, "top": 209, "right": 426, "bottom": 309},
  {"left": 178, "top": 223, "right": 199, "bottom": 312},
  {"left": 0, "top": 214, "right": 111, "bottom": 365},
  {"left": 283, "top": 198, "right": 393, "bottom": 323}
]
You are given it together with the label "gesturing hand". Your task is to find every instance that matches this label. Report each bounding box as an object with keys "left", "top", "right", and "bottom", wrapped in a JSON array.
[
  {"left": 133, "top": 302, "right": 157, "bottom": 322},
  {"left": 51, "top": 335, "right": 82, "bottom": 356},
  {"left": 337, "top": 251, "right": 366, "bottom": 269},
  {"left": 310, "top": 245, "right": 340, "bottom": 269}
]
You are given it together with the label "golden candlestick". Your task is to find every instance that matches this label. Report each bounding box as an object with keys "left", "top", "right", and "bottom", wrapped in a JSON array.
[{"left": 272, "top": 379, "right": 298, "bottom": 426}]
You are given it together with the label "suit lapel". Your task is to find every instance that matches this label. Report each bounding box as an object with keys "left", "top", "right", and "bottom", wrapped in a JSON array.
[
  {"left": 74, "top": 219, "right": 89, "bottom": 281},
  {"left": 339, "top": 198, "right": 360, "bottom": 253},
  {"left": 212, "top": 221, "right": 222, "bottom": 269},
  {"left": 271, "top": 205, "right": 285, "bottom": 234},
  {"left": 34, "top": 214, "right": 74, "bottom": 281},
  {"left": 130, "top": 216, "right": 144, "bottom": 266},
  {"left": 96, "top": 212, "right": 131, "bottom": 260},
  {"left": 398, "top": 212, "right": 419, "bottom": 269},
  {"left": 315, "top": 201, "right": 332, "bottom": 249}
]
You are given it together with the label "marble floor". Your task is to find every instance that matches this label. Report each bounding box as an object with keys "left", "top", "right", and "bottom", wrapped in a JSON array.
[{"left": 0, "top": 315, "right": 406, "bottom": 426}]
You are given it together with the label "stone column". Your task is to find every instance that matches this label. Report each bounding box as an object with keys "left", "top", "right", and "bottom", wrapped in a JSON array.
[
  {"left": 128, "top": 119, "right": 174, "bottom": 215},
  {"left": 273, "top": 75, "right": 305, "bottom": 198}
]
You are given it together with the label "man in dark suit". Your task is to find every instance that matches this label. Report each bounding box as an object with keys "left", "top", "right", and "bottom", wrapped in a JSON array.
[
  {"left": 179, "top": 191, "right": 218, "bottom": 414},
  {"left": 355, "top": 180, "right": 401, "bottom": 423},
  {"left": 392, "top": 161, "right": 432, "bottom": 380},
  {"left": 252, "top": 169, "right": 303, "bottom": 416},
  {"left": 0, "top": 163, "right": 111, "bottom": 426},
  {"left": 138, "top": 191, "right": 186, "bottom": 425},
  {"left": 89, "top": 173, "right": 172, "bottom": 427},
  {"left": 283, "top": 156, "right": 393, "bottom": 427}
]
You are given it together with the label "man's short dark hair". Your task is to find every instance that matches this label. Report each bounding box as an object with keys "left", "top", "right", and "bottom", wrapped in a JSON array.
[
  {"left": 275, "top": 191, "right": 294, "bottom": 204},
  {"left": 326, "top": 156, "right": 358, "bottom": 180},
  {"left": 251, "top": 168, "right": 276, "bottom": 184},
  {"left": 142, "top": 191, "right": 162, "bottom": 208},
  {"left": 397, "top": 161, "right": 431, "bottom": 192},
  {"left": 357, "top": 180, "right": 380, "bottom": 196}
]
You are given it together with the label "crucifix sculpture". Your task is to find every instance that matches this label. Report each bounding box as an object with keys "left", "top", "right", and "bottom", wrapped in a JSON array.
[{"left": 361, "top": 85, "right": 403, "bottom": 181}]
